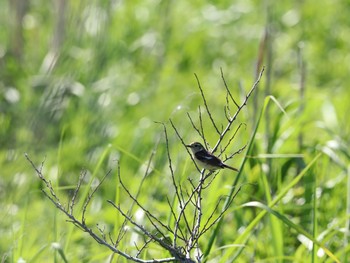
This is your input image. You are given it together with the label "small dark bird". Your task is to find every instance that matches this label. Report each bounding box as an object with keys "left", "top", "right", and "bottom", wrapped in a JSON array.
[{"left": 186, "top": 142, "right": 239, "bottom": 172}]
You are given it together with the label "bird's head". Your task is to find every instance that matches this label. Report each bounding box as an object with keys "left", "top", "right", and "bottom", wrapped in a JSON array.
[{"left": 186, "top": 142, "right": 206, "bottom": 154}]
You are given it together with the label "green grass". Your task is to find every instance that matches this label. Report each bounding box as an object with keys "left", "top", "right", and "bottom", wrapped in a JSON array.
[{"left": 1, "top": 0, "right": 350, "bottom": 262}]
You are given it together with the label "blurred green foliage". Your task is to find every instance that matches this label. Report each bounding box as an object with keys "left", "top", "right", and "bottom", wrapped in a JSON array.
[{"left": 0, "top": 0, "right": 349, "bottom": 262}]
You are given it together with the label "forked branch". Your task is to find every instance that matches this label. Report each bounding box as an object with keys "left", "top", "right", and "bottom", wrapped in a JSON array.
[{"left": 25, "top": 68, "right": 264, "bottom": 263}]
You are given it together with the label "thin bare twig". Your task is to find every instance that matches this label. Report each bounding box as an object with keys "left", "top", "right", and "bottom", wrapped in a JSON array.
[
  {"left": 202, "top": 171, "right": 218, "bottom": 189},
  {"left": 145, "top": 213, "right": 169, "bottom": 242},
  {"left": 187, "top": 112, "right": 202, "bottom": 139},
  {"left": 135, "top": 238, "right": 152, "bottom": 258},
  {"left": 198, "top": 106, "right": 207, "bottom": 148},
  {"left": 25, "top": 153, "right": 61, "bottom": 204},
  {"left": 108, "top": 201, "right": 186, "bottom": 261},
  {"left": 129, "top": 137, "right": 160, "bottom": 214},
  {"left": 158, "top": 121, "right": 193, "bottom": 247},
  {"left": 69, "top": 169, "right": 87, "bottom": 215},
  {"left": 194, "top": 73, "right": 220, "bottom": 135},
  {"left": 200, "top": 196, "right": 225, "bottom": 234},
  {"left": 186, "top": 171, "right": 205, "bottom": 258},
  {"left": 224, "top": 144, "right": 247, "bottom": 162},
  {"left": 114, "top": 217, "right": 128, "bottom": 247},
  {"left": 211, "top": 67, "right": 265, "bottom": 154},
  {"left": 82, "top": 169, "right": 111, "bottom": 224},
  {"left": 169, "top": 119, "right": 201, "bottom": 173},
  {"left": 220, "top": 67, "right": 239, "bottom": 108},
  {"left": 96, "top": 224, "right": 107, "bottom": 241},
  {"left": 26, "top": 154, "right": 177, "bottom": 263},
  {"left": 198, "top": 185, "right": 242, "bottom": 239},
  {"left": 218, "top": 123, "right": 246, "bottom": 158},
  {"left": 166, "top": 197, "right": 186, "bottom": 241},
  {"left": 116, "top": 165, "right": 174, "bottom": 235},
  {"left": 224, "top": 104, "right": 231, "bottom": 122}
]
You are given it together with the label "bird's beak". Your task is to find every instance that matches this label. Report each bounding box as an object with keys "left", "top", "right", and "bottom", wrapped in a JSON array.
[{"left": 186, "top": 144, "right": 191, "bottom": 148}]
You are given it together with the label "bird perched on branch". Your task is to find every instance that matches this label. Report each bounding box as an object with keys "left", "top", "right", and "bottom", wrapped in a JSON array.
[{"left": 186, "top": 142, "right": 239, "bottom": 172}]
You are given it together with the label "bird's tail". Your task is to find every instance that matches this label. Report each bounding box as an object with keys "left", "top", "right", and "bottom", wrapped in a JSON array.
[{"left": 223, "top": 164, "right": 239, "bottom": 172}]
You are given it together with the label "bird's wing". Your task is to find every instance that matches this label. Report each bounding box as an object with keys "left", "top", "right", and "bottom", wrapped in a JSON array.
[{"left": 195, "top": 150, "right": 222, "bottom": 166}]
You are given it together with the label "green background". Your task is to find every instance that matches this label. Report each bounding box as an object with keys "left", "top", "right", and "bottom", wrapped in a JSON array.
[{"left": 1, "top": 0, "right": 349, "bottom": 262}]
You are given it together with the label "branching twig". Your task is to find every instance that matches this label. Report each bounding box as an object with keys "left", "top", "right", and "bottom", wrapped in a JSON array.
[
  {"left": 224, "top": 144, "right": 247, "bottom": 162},
  {"left": 198, "top": 186, "right": 242, "bottom": 238},
  {"left": 194, "top": 73, "right": 220, "bottom": 135},
  {"left": 107, "top": 200, "right": 185, "bottom": 261},
  {"left": 69, "top": 169, "right": 87, "bottom": 215},
  {"left": 221, "top": 67, "right": 239, "bottom": 109},
  {"left": 26, "top": 154, "right": 177, "bottom": 263},
  {"left": 187, "top": 112, "right": 202, "bottom": 139},
  {"left": 130, "top": 137, "right": 159, "bottom": 211},
  {"left": 116, "top": 165, "right": 174, "bottom": 236},
  {"left": 136, "top": 238, "right": 152, "bottom": 258},
  {"left": 82, "top": 169, "right": 111, "bottom": 224},
  {"left": 218, "top": 123, "right": 246, "bottom": 158},
  {"left": 212, "top": 67, "right": 265, "bottom": 154},
  {"left": 198, "top": 106, "right": 207, "bottom": 148},
  {"left": 114, "top": 217, "right": 128, "bottom": 247},
  {"left": 169, "top": 119, "right": 201, "bottom": 174},
  {"left": 97, "top": 223, "right": 107, "bottom": 242},
  {"left": 186, "top": 173, "right": 204, "bottom": 257},
  {"left": 166, "top": 196, "right": 187, "bottom": 241},
  {"left": 25, "top": 68, "right": 264, "bottom": 263},
  {"left": 25, "top": 153, "right": 61, "bottom": 204},
  {"left": 159, "top": 121, "right": 194, "bottom": 248}
]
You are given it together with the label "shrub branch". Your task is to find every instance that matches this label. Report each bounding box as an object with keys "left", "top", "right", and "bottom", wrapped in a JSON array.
[{"left": 25, "top": 68, "right": 263, "bottom": 263}]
